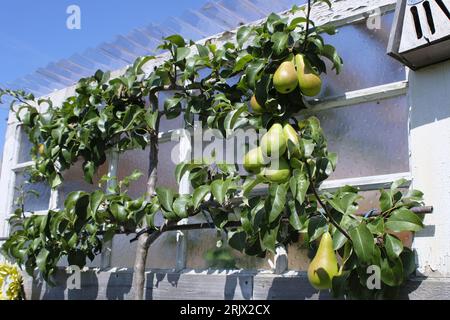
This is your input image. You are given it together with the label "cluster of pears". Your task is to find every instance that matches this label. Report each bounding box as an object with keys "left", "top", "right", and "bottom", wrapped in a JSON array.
[
  {"left": 249, "top": 54, "right": 322, "bottom": 114},
  {"left": 307, "top": 232, "right": 340, "bottom": 290},
  {"left": 243, "top": 122, "right": 300, "bottom": 183}
]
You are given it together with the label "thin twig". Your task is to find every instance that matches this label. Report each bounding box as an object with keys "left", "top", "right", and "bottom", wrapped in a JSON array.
[
  {"left": 303, "top": 0, "right": 312, "bottom": 52},
  {"left": 306, "top": 165, "right": 353, "bottom": 242}
]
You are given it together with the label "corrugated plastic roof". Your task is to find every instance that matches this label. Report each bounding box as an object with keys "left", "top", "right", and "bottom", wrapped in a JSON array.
[{"left": 3, "top": 0, "right": 305, "bottom": 98}]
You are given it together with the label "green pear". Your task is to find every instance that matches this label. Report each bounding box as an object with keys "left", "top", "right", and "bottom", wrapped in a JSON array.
[
  {"left": 273, "top": 60, "right": 298, "bottom": 94},
  {"left": 261, "top": 157, "right": 291, "bottom": 183},
  {"left": 283, "top": 123, "right": 301, "bottom": 158},
  {"left": 260, "top": 123, "right": 287, "bottom": 159},
  {"left": 294, "top": 54, "right": 322, "bottom": 97},
  {"left": 243, "top": 146, "right": 265, "bottom": 174},
  {"left": 249, "top": 95, "right": 264, "bottom": 114},
  {"left": 307, "top": 232, "right": 339, "bottom": 290}
]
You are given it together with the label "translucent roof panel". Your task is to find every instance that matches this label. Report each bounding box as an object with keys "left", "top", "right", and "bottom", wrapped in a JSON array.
[{"left": 2, "top": 0, "right": 300, "bottom": 100}]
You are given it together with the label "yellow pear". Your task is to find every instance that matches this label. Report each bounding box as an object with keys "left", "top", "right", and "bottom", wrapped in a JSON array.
[
  {"left": 294, "top": 54, "right": 322, "bottom": 97},
  {"left": 283, "top": 123, "right": 301, "bottom": 158},
  {"left": 261, "top": 157, "right": 291, "bottom": 183},
  {"left": 243, "top": 146, "right": 265, "bottom": 174},
  {"left": 38, "top": 144, "right": 45, "bottom": 156},
  {"left": 307, "top": 232, "right": 339, "bottom": 290},
  {"left": 249, "top": 95, "right": 264, "bottom": 114},
  {"left": 273, "top": 61, "right": 298, "bottom": 94},
  {"left": 260, "top": 123, "right": 287, "bottom": 159}
]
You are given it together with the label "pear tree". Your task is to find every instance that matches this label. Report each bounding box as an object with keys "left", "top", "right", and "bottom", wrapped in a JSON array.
[{"left": 0, "top": 0, "right": 427, "bottom": 300}]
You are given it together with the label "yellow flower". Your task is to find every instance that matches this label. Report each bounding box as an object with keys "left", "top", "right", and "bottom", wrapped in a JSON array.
[{"left": 0, "top": 263, "right": 23, "bottom": 300}]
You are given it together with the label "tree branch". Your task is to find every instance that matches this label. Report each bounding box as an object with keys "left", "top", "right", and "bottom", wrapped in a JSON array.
[
  {"left": 132, "top": 92, "right": 160, "bottom": 300},
  {"left": 306, "top": 165, "right": 353, "bottom": 242}
]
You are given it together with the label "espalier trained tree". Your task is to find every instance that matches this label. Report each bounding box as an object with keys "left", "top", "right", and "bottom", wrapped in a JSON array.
[{"left": 1, "top": 1, "right": 426, "bottom": 300}]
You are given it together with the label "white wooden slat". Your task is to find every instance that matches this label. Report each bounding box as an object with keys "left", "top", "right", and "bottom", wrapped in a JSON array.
[
  {"left": 175, "top": 125, "right": 192, "bottom": 271},
  {"left": 302, "top": 81, "right": 408, "bottom": 114},
  {"left": 250, "top": 172, "right": 412, "bottom": 197},
  {"left": 319, "top": 171, "right": 412, "bottom": 192},
  {"left": 100, "top": 150, "right": 119, "bottom": 269}
]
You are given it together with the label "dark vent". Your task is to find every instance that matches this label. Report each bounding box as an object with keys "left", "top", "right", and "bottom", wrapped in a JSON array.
[
  {"left": 411, "top": 6, "right": 423, "bottom": 39},
  {"left": 424, "top": 1, "right": 436, "bottom": 34},
  {"left": 436, "top": 0, "right": 450, "bottom": 20}
]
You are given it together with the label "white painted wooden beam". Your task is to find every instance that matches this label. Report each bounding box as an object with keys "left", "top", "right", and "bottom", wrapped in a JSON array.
[
  {"left": 100, "top": 149, "right": 119, "bottom": 269},
  {"left": 319, "top": 171, "right": 412, "bottom": 192},
  {"left": 251, "top": 172, "right": 412, "bottom": 197},
  {"left": 302, "top": 81, "right": 408, "bottom": 114}
]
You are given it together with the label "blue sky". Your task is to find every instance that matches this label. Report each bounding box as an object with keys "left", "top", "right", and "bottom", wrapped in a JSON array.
[{"left": 0, "top": 0, "right": 208, "bottom": 153}]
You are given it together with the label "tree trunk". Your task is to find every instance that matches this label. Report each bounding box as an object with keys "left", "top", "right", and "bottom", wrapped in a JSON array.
[{"left": 132, "top": 95, "right": 160, "bottom": 300}]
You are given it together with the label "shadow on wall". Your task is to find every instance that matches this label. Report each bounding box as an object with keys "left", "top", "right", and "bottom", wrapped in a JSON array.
[
  {"left": 145, "top": 270, "right": 253, "bottom": 300},
  {"left": 409, "top": 60, "right": 450, "bottom": 129},
  {"left": 23, "top": 269, "right": 439, "bottom": 300}
]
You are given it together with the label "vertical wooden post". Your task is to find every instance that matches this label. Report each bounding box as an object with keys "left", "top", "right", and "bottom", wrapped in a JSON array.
[
  {"left": 0, "top": 119, "right": 19, "bottom": 262},
  {"left": 176, "top": 129, "right": 191, "bottom": 271}
]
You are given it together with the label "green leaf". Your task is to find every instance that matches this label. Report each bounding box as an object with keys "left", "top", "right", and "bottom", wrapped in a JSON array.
[
  {"left": 237, "top": 26, "right": 253, "bottom": 47},
  {"left": 301, "top": 139, "right": 315, "bottom": 157},
  {"left": 288, "top": 17, "right": 308, "bottom": 31},
  {"left": 261, "top": 223, "right": 280, "bottom": 253},
  {"left": 386, "top": 208, "right": 424, "bottom": 232},
  {"left": 328, "top": 191, "right": 360, "bottom": 215},
  {"left": 271, "top": 32, "right": 289, "bottom": 55},
  {"left": 224, "top": 105, "right": 248, "bottom": 132},
  {"left": 192, "top": 185, "right": 210, "bottom": 209},
  {"left": 391, "top": 178, "right": 408, "bottom": 191},
  {"left": 36, "top": 248, "right": 50, "bottom": 272},
  {"left": 174, "top": 162, "right": 190, "bottom": 183},
  {"left": 145, "top": 110, "right": 159, "bottom": 130},
  {"left": 164, "top": 34, "right": 185, "bottom": 47},
  {"left": 89, "top": 190, "right": 104, "bottom": 216},
  {"left": 307, "top": 215, "right": 328, "bottom": 241},
  {"left": 173, "top": 196, "right": 191, "bottom": 219},
  {"left": 176, "top": 47, "right": 191, "bottom": 62},
  {"left": 110, "top": 203, "right": 128, "bottom": 222},
  {"left": 332, "top": 229, "right": 348, "bottom": 251},
  {"left": 290, "top": 169, "right": 309, "bottom": 205},
  {"left": 379, "top": 190, "right": 393, "bottom": 212},
  {"left": 349, "top": 223, "right": 375, "bottom": 265},
  {"left": 83, "top": 161, "right": 95, "bottom": 184},
  {"left": 400, "top": 248, "right": 417, "bottom": 278},
  {"left": 381, "top": 257, "right": 404, "bottom": 286},
  {"left": 367, "top": 218, "right": 385, "bottom": 236},
  {"left": 133, "top": 56, "right": 155, "bottom": 74},
  {"left": 163, "top": 96, "right": 182, "bottom": 118},
  {"left": 385, "top": 234, "right": 403, "bottom": 260},
  {"left": 288, "top": 200, "right": 301, "bottom": 231},
  {"left": 233, "top": 53, "right": 254, "bottom": 73},
  {"left": 243, "top": 176, "right": 262, "bottom": 198},
  {"left": 228, "top": 231, "right": 246, "bottom": 252},
  {"left": 321, "top": 44, "right": 343, "bottom": 74},
  {"left": 196, "top": 44, "right": 209, "bottom": 57},
  {"left": 268, "top": 184, "right": 287, "bottom": 223},
  {"left": 211, "top": 179, "right": 231, "bottom": 205},
  {"left": 156, "top": 187, "right": 175, "bottom": 212},
  {"left": 245, "top": 59, "right": 265, "bottom": 89}
]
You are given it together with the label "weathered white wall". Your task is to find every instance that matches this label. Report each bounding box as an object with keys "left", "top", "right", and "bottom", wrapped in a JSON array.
[{"left": 410, "top": 60, "right": 450, "bottom": 277}]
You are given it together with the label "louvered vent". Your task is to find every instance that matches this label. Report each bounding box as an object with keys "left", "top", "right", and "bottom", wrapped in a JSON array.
[{"left": 388, "top": 0, "right": 450, "bottom": 70}]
